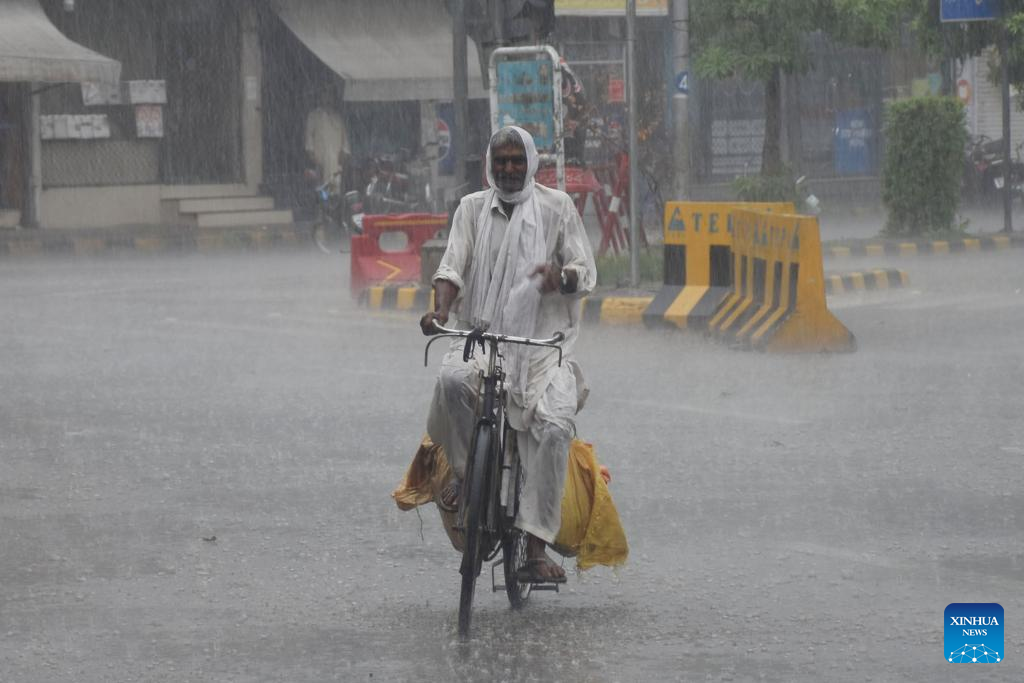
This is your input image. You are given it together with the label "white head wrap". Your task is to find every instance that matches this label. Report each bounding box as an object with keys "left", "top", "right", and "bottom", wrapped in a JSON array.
[{"left": 466, "top": 126, "right": 546, "bottom": 406}]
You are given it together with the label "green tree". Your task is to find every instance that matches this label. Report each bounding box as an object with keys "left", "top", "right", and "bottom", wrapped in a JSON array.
[
  {"left": 692, "top": 0, "right": 904, "bottom": 176},
  {"left": 906, "top": 0, "right": 1024, "bottom": 105}
]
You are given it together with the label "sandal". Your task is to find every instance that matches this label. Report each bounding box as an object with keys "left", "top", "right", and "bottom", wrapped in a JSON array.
[
  {"left": 437, "top": 478, "right": 460, "bottom": 513},
  {"left": 515, "top": 557, "right": 567, "bottom": 584}
]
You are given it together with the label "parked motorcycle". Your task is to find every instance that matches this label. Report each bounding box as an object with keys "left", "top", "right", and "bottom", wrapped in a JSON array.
[
  {"left": 362, "top": 153, "right": 435, "bottom": 215},
  {"left": 963, "top": 135, "right": 1024, "bottom": 204}
]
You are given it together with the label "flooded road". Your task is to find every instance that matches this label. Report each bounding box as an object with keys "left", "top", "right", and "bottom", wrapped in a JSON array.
[{"left": 1, "top": 249, "right": 1022, "bottom": 682}]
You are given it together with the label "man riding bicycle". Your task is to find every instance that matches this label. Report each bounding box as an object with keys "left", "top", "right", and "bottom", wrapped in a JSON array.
[{"left": 420, "top": 126, "right": 596, "bottom": 583}]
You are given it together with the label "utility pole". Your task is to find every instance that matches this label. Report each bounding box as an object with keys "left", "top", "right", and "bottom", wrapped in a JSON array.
[
  {"left": 999, "top": 23, "right": 1012, "bottom": 233},
  {"left": 453, "top": 0, "right": 469, "bottom": 192},
  {"left": 626, "top": 0, "right": 640, "bottom": 287},
  {"left": 671, "top": 0, "right": 689, "bottom": 200}
]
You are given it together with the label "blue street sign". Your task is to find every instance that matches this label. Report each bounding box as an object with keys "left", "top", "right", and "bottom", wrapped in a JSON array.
[
  {"left": 941, "top": 0, "right": 999, "bottom": 22},
  {"left": 675, "top": 71, "right": 689, "bottom": 95}
]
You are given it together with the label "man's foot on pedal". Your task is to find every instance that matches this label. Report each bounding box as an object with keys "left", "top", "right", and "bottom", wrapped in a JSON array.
[
  {"left": 438, "top": 478, "right": 460, "bottom": 512},
  {"left": 515, "top": 557, "right": 567, "bottom": 584},
  {"left": 519, "top": 534, "right": 566, "bottom": 582}
]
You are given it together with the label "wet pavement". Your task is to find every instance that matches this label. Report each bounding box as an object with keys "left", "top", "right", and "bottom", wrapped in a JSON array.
[{"left": 1, "top": 248, "right": 1022, "bottom": 682}]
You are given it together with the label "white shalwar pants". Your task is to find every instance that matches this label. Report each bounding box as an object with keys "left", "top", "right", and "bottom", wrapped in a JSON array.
[{"left": 426, "top": 344, "right": 577, "bottom": 544}]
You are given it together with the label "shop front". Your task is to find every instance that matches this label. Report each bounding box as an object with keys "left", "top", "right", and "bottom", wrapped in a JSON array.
[
  {"left": 0, "top": 0, "right": 120, "bottom": 227},
  {"left": 263, "top": 0, "right": 490, "bottom": 217}
]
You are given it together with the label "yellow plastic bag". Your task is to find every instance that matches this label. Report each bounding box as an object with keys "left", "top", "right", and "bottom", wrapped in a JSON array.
[
  {"left": 552, "top": 440, "right": 629, "bottom": 570},
  {"left": 391, "top": 436, "right": 628, "bottom": 570}
]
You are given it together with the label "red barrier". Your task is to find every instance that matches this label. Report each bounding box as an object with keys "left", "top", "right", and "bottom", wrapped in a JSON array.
[
  {"left": 536, "top": 161, "right": 644, "bottom": 256},
  {"left": 350, "top": 213, "right": 448, "bottom": 293}
]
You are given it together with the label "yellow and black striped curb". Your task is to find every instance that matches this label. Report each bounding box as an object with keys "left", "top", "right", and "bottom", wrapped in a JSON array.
[
  {"left": 361, "top": 277, "right": 906, "bottom": 324},
  {"left": 824, "top": 269, "right": 909, "bottom": 295},
  {"left": 0, "top": 225, "right": 306, "bottom": 257},
  {"left": 824, "top": 234, "right": 1021, "bottom": 259},
  {"left": 360, "top": 284, "right": 655, "bottom": 326}
]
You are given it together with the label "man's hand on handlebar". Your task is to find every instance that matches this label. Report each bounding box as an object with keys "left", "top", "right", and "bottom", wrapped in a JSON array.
[
  {"left": 421, "top": 280, "right": 459, "bottom": 335},
  {"left": 420, "top": 310, "right": 448, "bottom": 336}
]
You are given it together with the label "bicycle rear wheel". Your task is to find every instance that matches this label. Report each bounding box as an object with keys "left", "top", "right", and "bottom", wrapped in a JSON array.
[
  {"left": 458, "top": 423, "right": 492, "bottom": 638},
  {"left": 502, "top": 528, "right": 532, "bottom": 608},
  {"left": 311, "top": 216, "right": 346, "bottom": 254},
  {"left": 500, "top": 444, "right": 531, "bottom": 608}
]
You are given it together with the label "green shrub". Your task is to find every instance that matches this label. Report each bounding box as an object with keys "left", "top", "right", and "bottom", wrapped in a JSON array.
[
  {"left": 882, "top": 97, "right": 967, "bottom": 236},
  {"left": 595, "top": 246, "right": 663, "bottom": 288},
  {"left": 733, "top": 172, "right": 797, "bottom": 204}
]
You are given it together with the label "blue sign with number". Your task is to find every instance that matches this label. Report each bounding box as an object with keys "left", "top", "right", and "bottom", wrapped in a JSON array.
[
  {"left": 941, "top": 0, "right": 999, "bottom": 22},
  {"left": 675, "top": 71, "right": 689, "bottom": 95}
]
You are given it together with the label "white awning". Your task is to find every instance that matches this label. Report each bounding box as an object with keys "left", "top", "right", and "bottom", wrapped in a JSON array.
[
  {"left": 0, "top": 0, "right": 121, "bottom": 84},
  {"left": 271, "top": 0, "right": 485, "bottom": 102}
]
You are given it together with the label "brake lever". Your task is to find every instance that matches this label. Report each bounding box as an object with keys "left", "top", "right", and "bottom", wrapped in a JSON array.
[{"left": 462, "top": 327, "right": 485, "bottom": 363}]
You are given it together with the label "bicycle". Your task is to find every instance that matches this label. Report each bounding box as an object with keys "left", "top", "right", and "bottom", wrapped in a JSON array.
[
  {"left": 310, "top": 171, "right": 363, "bottom": 255},
  {"left": 424, "top": 322, "right": 566, "bottom": 638}
]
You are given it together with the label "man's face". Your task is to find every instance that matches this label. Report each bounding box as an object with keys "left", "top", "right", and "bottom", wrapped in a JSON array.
[{"left": 491, "top": 142, "right": 528, "bottom": 194}]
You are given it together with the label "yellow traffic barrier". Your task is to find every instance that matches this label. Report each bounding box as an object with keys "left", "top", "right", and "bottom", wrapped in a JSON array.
[
  {"left": 708, "top": 209, "right": 856, "bottom": 353},
  {"left": 644, "top": 201, "right": 794, "bottom": 330}
]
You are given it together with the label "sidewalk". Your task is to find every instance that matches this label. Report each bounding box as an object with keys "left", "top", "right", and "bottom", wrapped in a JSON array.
[{"left": 0, "top": 222, "right": 306, "bottom": 257}]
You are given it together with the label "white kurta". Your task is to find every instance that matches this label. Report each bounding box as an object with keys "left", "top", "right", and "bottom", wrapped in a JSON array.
[{"left": 427, "top": 184, "right": 596, "bottom": 543}]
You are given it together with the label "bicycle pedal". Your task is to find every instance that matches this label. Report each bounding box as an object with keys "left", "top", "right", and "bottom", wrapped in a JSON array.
[{"left": 530, "top": 584, "right": 560, "bottom": 592}]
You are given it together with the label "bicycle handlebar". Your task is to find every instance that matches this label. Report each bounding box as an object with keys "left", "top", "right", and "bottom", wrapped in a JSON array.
[{"left": 423, "top": 322, "right": 565, "bottom": 367}]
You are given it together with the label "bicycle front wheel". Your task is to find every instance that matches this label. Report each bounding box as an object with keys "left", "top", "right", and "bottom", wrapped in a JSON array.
[{"left": 458, "top": 423, "right": 492, "bottom": 638}]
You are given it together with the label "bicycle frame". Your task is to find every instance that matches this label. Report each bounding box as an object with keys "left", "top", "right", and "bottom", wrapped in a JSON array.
[
  {"left": 424, "top": 324, "right": 565, "bottom": 538},
  {"left": 424, "top": 323, "right": 565, "bottom": 636}
]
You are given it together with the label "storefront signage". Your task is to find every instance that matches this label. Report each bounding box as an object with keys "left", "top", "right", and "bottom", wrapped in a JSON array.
[
  {"left": 555, "top": 0, "right": 668, "bottom": 15},
  {"left": 940, "top": 0, "right": 999, "bottom": 22}
]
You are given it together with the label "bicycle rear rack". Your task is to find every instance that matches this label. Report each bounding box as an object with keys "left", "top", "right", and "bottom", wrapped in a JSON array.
[{"left": 490, "top": 558, "right": 560, "bottom": 593}]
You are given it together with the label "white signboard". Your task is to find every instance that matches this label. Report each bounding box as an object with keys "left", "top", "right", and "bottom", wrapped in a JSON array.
[
  {"left": 128, "top": 80, "right": 167, "bottom": 105},
  {"left": 40, "top": 114, "right": 111, "bottom": 140},
  {"left": 81, "top": 81, "right": 123, "bottom": 106}
]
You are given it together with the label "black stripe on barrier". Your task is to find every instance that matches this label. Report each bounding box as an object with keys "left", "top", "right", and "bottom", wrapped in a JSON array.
[
  {"left": 731, "top": 257, "right": 766, "bottom": 331},
  {"left": 709, "top": 245, "right": 732, "bottom": 287},
  {"left": 714, "top": 254, "right": 747, "bottom": 327},
  {"left": 948, "top": 240, "right": 966, "bottom": 253},
  {"left": 787, "top": 263, "right": 799, "bottom": 313},
  {"left": 381, "top": 287, "right": 399, "bottom": 309},
  {"left": 642, "top": 285, "right": 683, "bottom": 329},
  {"left": 770, "top": 261, "right": 783, "bottom": 310},
  {"left": 665, "top": 245, "right": 685, "bottom": 287},
  {"left": 414, "top": 287, "right": 431, "bottom": 310},
  {"left": 690, "top": 287, "right": 732, "bottom": 329},
  {"left": 583, "top": 297, "right": 604, "bottom": 325},
  {"left": 980, "top": 237, "right": 998, "bottom": 251}
]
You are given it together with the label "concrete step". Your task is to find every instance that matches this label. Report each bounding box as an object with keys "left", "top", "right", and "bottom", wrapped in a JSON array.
[
  {"left": 196, "top": 209, "right": 294, "bottom": 228},
  {"left": 0, "top": 209, "right": 21, "bottom": 229},
  {"left": 160, "top": 184, "right": 251, "bottom": 200},
  {"left": 178, "top": 196, "right": 275, "bottom": 214}
]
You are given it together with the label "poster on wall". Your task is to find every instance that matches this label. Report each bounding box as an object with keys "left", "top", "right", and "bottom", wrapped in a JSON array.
[
  {"left": 834, "top": 108, "right": 874, "bottom": 176},
  {"left": 495, "top": 59, "right": 555, "bottom": 150},
  {"left": 135, "top": 105, "right": 164, "bottom": 138}
]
